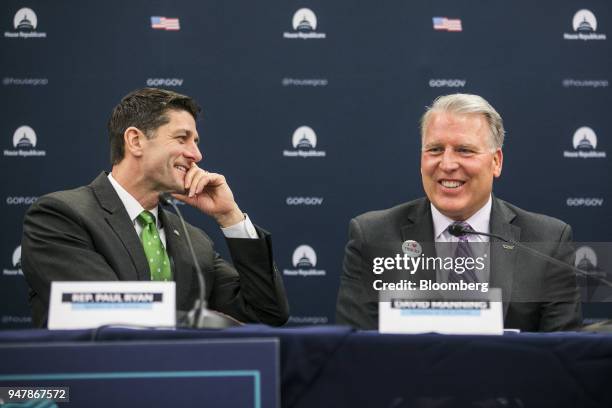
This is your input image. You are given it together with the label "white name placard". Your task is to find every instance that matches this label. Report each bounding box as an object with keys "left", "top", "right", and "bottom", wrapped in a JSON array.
[
  {"left": 48, "top": 281, "right": 176, "bottom": 329},
  {"left": 379, "top": 288, "right": 503, "bottom": 335}
]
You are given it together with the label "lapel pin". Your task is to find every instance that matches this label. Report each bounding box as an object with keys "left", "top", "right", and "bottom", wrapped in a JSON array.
[
  {"left": 173, "top": 229, "right": 180, "bottom": 237},
  {"left": 402, "top": 240, "right": 422, "bottom": 257},
  {"left": 502, "top": 244, "right": 514, "bottom": 250}
]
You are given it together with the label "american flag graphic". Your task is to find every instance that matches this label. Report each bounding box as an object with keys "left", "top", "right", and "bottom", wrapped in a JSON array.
[
  {"left": 433, "top": 17, "right": 462, "bottom": 32},
  {"left": 151, "top": 16, "right": 180, "bottom": 31}
]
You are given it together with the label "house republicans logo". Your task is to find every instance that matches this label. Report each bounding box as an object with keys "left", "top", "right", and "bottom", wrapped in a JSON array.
[
  {"left": 286, "top": 196, "right": 324, "bottom": 206},
  {"left": 575, "top": 246, "right": 601, "bottom": 274},
  {"left": 283, "top": 126, "right": 326, "bottom": 158},
  {"left": 3, "top": 246, "right": 23, "bottom": 276},
  {"left": 283, "top": 8, "right": 326, "bottom": 39},
  {"left": 566, "top": 198, "right": 604, "bottom": 207},
  {"left": 4, "top": 8, "right": 47, "bottom": 39},
  {"left": 4, "top": 126, "right": 46, "bottom": 157},
  {"left": 564, "top": 10, "right": 606, "bottom": 41},
  {"left": 429, "top": 79, "right": 466, "bottom": 88},
  {"left": 283, "top": 245, "right": 326, "bottom": 277},
  {"left": 563, "top": 127, "right": 606, "bottom": 159},
  {"left": 146, "top": 78, "right": 183, "bottom": 87}
]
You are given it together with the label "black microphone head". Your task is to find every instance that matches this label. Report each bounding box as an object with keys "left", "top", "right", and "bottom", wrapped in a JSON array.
[
  {"left": 447, "top": 223, "right": 466, "bottom": 237},
  {"left": 158, "top": 192, "right": 172, "bottom": 206}
]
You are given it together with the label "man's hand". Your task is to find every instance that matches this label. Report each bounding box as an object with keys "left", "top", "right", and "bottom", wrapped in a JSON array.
[{"left": 172, "top": 163, "right": 244, "bottom": 228}]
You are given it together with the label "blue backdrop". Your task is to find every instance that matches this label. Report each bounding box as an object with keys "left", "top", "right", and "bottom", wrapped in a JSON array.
[{"left": 1, "top": 0, "right": 611, "bottom": 328}]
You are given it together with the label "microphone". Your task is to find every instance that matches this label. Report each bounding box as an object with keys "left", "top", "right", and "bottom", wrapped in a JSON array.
[
  {"left": 158, "top": 192, "right": 240, "bottom": 329},
  {"left": 449, "top": 223, "right": 612, "bottom": 332},
  {"left": 447, "top": 223, "right": 612, "bottom": 288}
]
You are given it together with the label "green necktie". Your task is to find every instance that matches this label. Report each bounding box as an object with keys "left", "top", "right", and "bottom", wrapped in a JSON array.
[{"left": 137, "top": 210, "right": 172, "bottom": 281}]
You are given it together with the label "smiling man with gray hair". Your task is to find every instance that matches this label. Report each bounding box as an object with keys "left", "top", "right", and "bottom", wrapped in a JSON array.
[{"left": 336, "top": 93, "right": 581, "bottom": 332}]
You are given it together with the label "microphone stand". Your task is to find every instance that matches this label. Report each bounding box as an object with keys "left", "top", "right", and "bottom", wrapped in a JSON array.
[
  {"left": 449, "top": 224, "right": 612, "bottom": 332},
  {"left": 159, "top": 193, "right": 241, "bottom": 329},
  {"left": 447, "top": 225, "right": 612, "bottom": 288}
]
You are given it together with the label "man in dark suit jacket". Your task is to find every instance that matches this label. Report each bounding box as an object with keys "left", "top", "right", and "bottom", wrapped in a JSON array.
[
  {"left": 336, "top": 94, "right": 581, "bottom": 332},
  {"left": 22, "top": 88, "right": 289, "bottom": 327}
]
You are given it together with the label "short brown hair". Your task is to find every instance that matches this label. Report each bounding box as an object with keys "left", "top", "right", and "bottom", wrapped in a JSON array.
[{"left": 108, "top": 88, "right": 201, "bottom": 164}]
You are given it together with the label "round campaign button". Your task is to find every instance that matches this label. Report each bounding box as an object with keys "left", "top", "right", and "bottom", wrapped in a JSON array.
[{"left": 402, "top": 240, "right": 422, "bottom": 257}]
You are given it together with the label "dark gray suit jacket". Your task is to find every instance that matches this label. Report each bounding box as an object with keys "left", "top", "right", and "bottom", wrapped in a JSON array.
[
  {"left": 336, "top": 197, "right": 582, "bottom": 332},
  {"left": 22, "top": 172, "right": 289, "bottom": 327}
]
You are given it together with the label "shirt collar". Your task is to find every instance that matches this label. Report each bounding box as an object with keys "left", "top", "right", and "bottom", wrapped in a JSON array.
[
  {"left": 107, "top": 173, "right": 161, "bottom": 228},
  {"left": 431, "top": 195, "right": 492, "bottom": 240}
]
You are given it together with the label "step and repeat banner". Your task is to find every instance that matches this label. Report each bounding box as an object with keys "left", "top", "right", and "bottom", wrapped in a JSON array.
[{"left": 1, "top": 1, "right": 611, "bottom": 328}]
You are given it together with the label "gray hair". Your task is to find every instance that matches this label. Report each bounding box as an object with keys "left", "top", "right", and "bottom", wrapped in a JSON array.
[{"left": 420, "top": 94, "right": 505, "bottom": 150}]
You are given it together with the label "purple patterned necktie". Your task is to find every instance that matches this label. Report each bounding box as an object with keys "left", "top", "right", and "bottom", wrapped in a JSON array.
[{"left": 448, "top": 221, "right": 479, "bottom": 283}]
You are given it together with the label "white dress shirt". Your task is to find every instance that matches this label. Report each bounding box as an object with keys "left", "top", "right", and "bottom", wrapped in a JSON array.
[
  {"left": 430, "top": 195, "right": 492, "bottom": 243},
  {"left": 108, "top": 173, "right": 257, "bottom": 249},
  {"left": 431, "top": 196, "right": 492, "bottom": 283}
]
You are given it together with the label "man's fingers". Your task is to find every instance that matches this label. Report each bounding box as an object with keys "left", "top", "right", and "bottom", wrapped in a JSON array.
[
  {"left": 190, "top": 173, "right": 210, "bottom": 197},
  {"left": 183, "top": 163, "right": 200, "bottom": 189}
]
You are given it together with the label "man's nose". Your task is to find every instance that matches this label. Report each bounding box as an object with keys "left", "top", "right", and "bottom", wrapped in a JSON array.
[
  {"left": 439, "top": 149, "right": 459, "bottom": 171},
  {"left": 185, "top": 142, "right": 203, "bottom": 162}
]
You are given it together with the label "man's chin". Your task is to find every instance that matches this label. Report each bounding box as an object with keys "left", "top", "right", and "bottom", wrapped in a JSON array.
[
  {"left": 156, "top": 182, "right": 187, "bottom": 196},
  {"left": 432, "top": 199, "right": 470, "bottom": 220}
]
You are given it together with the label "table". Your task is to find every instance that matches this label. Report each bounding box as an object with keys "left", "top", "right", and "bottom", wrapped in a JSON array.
[{"left": 1, "top": 326, "right": 611, "bottom": 408}]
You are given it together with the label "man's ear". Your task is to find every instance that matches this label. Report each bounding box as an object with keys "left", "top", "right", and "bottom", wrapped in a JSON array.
[
  {"left": 493, "top": 148, "right": 503, "bottom": 178},
  {"left": 123, "top": 127, "right": 145, "bottom": 158}
]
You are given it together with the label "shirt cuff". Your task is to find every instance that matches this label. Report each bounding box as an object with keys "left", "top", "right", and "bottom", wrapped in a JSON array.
[{"left": 221, "top": 213, "right": 258, "bottom": 239}]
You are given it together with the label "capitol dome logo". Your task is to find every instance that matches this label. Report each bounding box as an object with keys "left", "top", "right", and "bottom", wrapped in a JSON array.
[
  {"left": 292, "top": 9, "right": 317, "bottom": 31},
  {"left": 283, "top": 244, "right": 326, "bottom": 277},
  {"left": 5, "top": 8, "right": 46, "bottom": 38},
  {"left": 292, "top": 126, "right": 317, "bottom": 149},
  {"left": 4, "top": 125, "right": 47, "bottom": 157},
  {"left": 12, "top": 126, "right": 36, "bottom": 148},
  {"left": 563, "top": 126, "right": 606, "bottom": 159},
  {"left": 575, "top": 246, "right": 599, "bottom": 273},
  {"left": 573, "top": 10, "right": 597, "bottom": 33},
  {"left": 3, "top": 245, "right": 23, "bottom": 276},
  {"left": 13, "top": 8, "right": 37, "bottom": 31},
  {"left": 12, "top": 246, "right": 21, "bottom": 268},
  {"left": 284, "top": 8, "right": 326, "bottom": 40},
  {"left": 572, "top": 127, "right": 597, "bottom": 150},
  {"left": 564, "top": 9, "right": 606, "bottom": 41},
  {"left": 283, "top": 125, "right": 326, "bottom": 158},
  {"left": 292, "top": 245, "right": 317, "bottom": 268}
]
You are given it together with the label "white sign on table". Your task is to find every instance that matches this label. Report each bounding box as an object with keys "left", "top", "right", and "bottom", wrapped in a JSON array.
[{"left": 48, "top": 281, "right": 175, "bottom": 329}]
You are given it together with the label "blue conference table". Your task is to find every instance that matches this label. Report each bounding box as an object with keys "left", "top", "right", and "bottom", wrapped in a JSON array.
[{"left": 0, "top": 325, "right": 611, "bottom": 408}]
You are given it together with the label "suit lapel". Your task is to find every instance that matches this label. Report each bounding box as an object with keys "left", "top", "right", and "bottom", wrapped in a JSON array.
[
  {"left": 400, "top": 199, "right": 437, "bottom": 283},
  {"left": 159, "top": 209, "right": 198, "bottom": 300},
  {"left": 90, "top": 172, "right": 150, "bottom": 280},
  {"left": 489, "top": 197, "right": 520, "bottom": 318}
]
